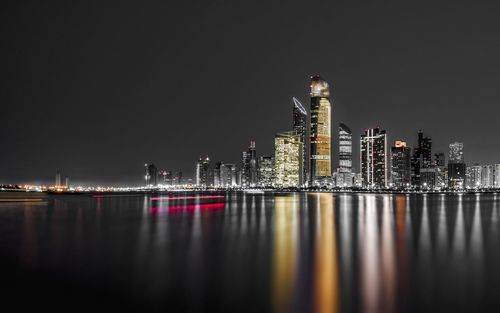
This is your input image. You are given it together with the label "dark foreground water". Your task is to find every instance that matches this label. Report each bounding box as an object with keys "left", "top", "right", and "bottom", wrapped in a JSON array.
[{"left": 1, "top": 192, "right": 500, "bottom": 312}]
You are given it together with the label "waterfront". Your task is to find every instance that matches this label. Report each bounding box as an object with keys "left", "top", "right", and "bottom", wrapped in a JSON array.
[{"left": 1, "top": 192, "right": 499, "bottom": 312}]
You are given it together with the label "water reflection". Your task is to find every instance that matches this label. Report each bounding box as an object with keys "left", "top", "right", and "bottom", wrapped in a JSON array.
[{"left": 2, "top": 193, "right": 500, "bottom": 312}]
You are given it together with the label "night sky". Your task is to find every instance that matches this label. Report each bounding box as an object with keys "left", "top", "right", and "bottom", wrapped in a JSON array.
[{"left": 2, "top": 0, "right": 500, "bottom": 185}]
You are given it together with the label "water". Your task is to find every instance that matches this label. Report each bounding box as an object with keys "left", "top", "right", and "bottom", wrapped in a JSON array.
[{"left": 1, "top": 192, "right": 500, "bottom": 312}]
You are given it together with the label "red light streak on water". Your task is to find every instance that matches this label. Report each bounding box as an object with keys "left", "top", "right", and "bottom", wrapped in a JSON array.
[
  {"left": 150, "top": 202, "right": 225, "bottom": 214},
  {"left": 150, "top": 195, "right": 225, "bottom": 201}
]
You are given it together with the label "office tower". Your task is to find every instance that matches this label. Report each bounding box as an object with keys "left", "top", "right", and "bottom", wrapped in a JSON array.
[
  {"left": 449, "top": 142, "right": 464, "bottom": 163},
  {"left": 258, "top": 156, "right": 275, "bottom": 187},
  {"left": 495, "top": 164, "right": 500, "bottom": 188},
  {"left": 241, "top": 151, "right": 249, "bottom": 187},
  {"left": 448, "top": 142, "right": 466, "bottom": 190},
  {"left": 360, "top": 127, "right": 387, "bottom": 189},
  {"left": 434, "top": 152, "right": 445, "bottom": 167},
  {"left": 145, "top": 163, "right": 158, "bottom": 186},
  {"left": 481, "top": 165, "right": 494, "bottom": 188},
  {"left": 309, "top": 75, "right": 332, "bottom": 186},
  {"left": 335, "top": 123, "right": 354, "bottom": 187},
  {"left": 466, "top": 165, "right": 482, "bottom": 189},
  {"left": 293, "top": 97, "right": 307, "bottom": 185},
  {"left": 248, "top": 141, "right": 258, "bottom": 186},
  {"left": 274, "top": 131, "right": 303, "bottom": 187},
  {"left": 241, "top": 141, "right": 258, "bottom": 187},
  {"left": 64, "top": 177, "right": 69, "bottom": 188},
  {"left": 411, "top": 130, "right": 432, "bottom": 187},
  {"left": 55, "top": 171, "right": 61, "bottom": 187},
  {"left": 390, "top": 140, "right": 411, "bottom": 189},
  {"left": 214, "top": 162, "right": 223, "bottom": 187},
  {"left": 196, "top": 156, "right": 211, "bottom": 188},
  {"left": 220, "top": 163, "right": 237, "bottom": 187}
]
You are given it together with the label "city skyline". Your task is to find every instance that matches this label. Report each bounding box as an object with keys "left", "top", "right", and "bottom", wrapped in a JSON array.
[{"left": 3, "top": 1, "right": 500, "bottom": 185}]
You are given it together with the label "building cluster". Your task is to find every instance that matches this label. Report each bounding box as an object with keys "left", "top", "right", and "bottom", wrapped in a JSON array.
[
  {"left": 145, "top": 75, "right": 499, "bottom": 191},
  {"left": 144, "top": 163, "right": 183, "bottom": 187}
]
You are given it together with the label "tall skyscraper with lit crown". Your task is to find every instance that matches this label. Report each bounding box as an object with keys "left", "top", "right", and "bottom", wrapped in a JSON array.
[{"left": 309, "top": 75, "right": 332, "bottom": 186}]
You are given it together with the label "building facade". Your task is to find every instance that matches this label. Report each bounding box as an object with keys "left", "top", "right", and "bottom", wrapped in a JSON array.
[
  {"left": 258, "top": 156, "right": 275, "bottom": 187},
  {"left": 275, "top": 132, "right": 303, "bottom": 187},
  {"left": 309, "top": 75, "right": 332, "bottom": 186},
  {"left": 448, "top": 142, "right": 466, "bottom": 190},
  {"left": 293, "top": 97, "right": 307, "bottom": 186},
  {"left": 360, "top": 127, "right": 387, "bottom": 189},
  {"left": 196, "top": 156, "right": 212, "bottom": 188},
  {"left": 390, "top": 140, "right": 411, "bottom": 189},
  {"left": 145, "top": 163, "right": 158, "bottom": 186}
]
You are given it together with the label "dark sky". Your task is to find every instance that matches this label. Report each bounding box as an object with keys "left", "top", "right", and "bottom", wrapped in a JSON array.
[{"left": 2, "top": 0, "right": 500, "bottom": 186}]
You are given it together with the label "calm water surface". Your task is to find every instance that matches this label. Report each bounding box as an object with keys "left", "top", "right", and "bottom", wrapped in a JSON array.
[{"left": 1, "top": 192, "right": 500, "bottom": 312}]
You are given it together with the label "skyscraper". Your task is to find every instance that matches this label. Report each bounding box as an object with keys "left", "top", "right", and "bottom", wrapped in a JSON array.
[
  {"left": 411, "top": 130, "right": 432, "bottom": 187},
  {"left": 466, "top": 165, "right": 482, "bottom": 189},
  {"left": 293, "top": 97, "right": 307, "bottom": 185},
  {"left": 196, "top": 156, "right": 211, "bottom": 188},
  {"left": 274, "top": 131, "right": 303, "bottom": 187},
  {"left": 309, "top": 75, "right": 332, "bottom": 186},
  {"left": 220, "top": 163, "right": 237, "bottom": 187},
  {"left": 360, "top": 127, "right": 387, "bottom": 189},
  {"left": 390, "top": 140, "right": 411, "bottom": 189},
  {"left": 241, "top": 140, "right": 258, "bottom": 187},
  {"left": 258, "top": 156, "right": 275, "bottom": 187},
  {"left": 481, "top": 165, "right": 494, "bottom": 188},
  {"left": 334, "top": 123, "right": 354, "bottom": 187},
  {"left": 448, "top": 142, "right": 466, "bottom": 190},
  {"left": 145, "top": 163, "right": 158, "bottom": 186}
]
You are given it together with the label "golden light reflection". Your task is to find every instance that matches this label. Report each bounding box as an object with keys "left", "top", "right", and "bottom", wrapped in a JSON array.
[
  {"left": 313, "top": 193, "right": 339, "bottom": 313},
  {"left": 272, "top": 195, "right": 299, "bottom": 313}
]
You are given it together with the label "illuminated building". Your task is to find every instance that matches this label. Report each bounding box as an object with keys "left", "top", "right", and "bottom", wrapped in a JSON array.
[
  {"left": 434, "top": 152, "right": 445, "bottom": 167},
  {"left": 214, "top": 162, "right": 223, "bottom": 187},
  {"left": 335, "top": 123, "right": 354, "bottom": 187},
  {"left": 448, "top": 142, "right": 465, "bottom": 190},
  {"left": 274, "top": 131, "right": 303, "bottom": 187},
  {"left": 360, "top": 127, "right": 387, "bottom": 189},
  {"left": 481, "top": 165, "right": 494, "bottom": 188},
  {"left": 196, "top": 156, "right": 212, "bottom": 188},
  {"left": 258, "top": 156, "right": 275, "bottom": 187},
  {"left": 466, "top": 165, "right": 482, "bottom": 189},
  {"left": 220, "top": 163, "right": 237, "bottom": 187},
  {"left": 309, "top": 75, "right": 332, "bottom": 186},
  {"left": 144, "top": 163, "right": 158, "bottom": 186},
  {"left": 495, "top": 164, "right": 500, "bottom": 188},
  {"left": 292, "top": 97, "right": 307, "bottom": 185},
  {"left": 160, "top": 170, "right": 173, "bottom": 185},
  {"left": 241, "top": 140, "right": 258, "bottom": 187},
  {"left": 411, "top": 130, "right": 432, "bottom": 188},
  {"left": 55, "top": 171, "right": 61, "bottom": 187},
  {"left": 390, "top": 140, "right": 411, "bottom": 189}
]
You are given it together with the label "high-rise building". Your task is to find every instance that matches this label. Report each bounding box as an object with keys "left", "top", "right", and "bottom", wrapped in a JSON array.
[
  {"left": 481, "top": 165, "right": 494, "bottom": 188},
  {"left": 196, "top": 156, "right": 212, "bottom": 188},
  {"left": 274, "top": 131, "right": 303, "bottom": 187},
  {"left": 220, "top": 163, "right": 237, "bottom": 187},
  {"left": 448, "top": 142, "right": 466, "bottom": 190},
  {"left": 145, "top": 163, "right": 158, "bottom": 186},
  {"left": 214, "top": 162, "right": 223, "bottom": 187},
  {"left": 434, "top": 152, "right": 445, "bottom": 167},
  {"left": 411, "top": 130, "right": 432, "bottom": 187},
  {"left": 495, "top": 164, "right": 500, "bottom": 188},
  {"left": 258, "top": 156, "right": 275, "bottom": 187},
  {"left": 360, "top": 127, "right": 387, "bottom": 189},
  {"left": 466, "top": 165, "right": 482, "bottom": 189},
  {"left": 293, "top": 97, "right": 307, "bottom": 185},
  {"left": 309, "top": 75, "right": 332, "bottom": 186},
  {"left": 390, "top": 140, "right": 411, "bottom": 189},
  {"left": 55, "top": 171, "right": 61, "bottom": 187},
  {"left": 241, "top": 141, "right": 258, "bottom": 187},
  {"left": 334, "top": 123, "right": 354, "bottom": 187}
]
